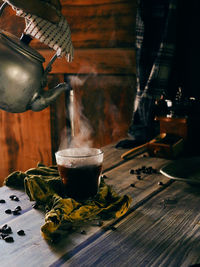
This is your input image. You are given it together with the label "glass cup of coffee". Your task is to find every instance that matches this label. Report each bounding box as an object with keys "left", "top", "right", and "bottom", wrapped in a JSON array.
[{"left": 55, "top": 148, "right": 104, "bottom": 200}]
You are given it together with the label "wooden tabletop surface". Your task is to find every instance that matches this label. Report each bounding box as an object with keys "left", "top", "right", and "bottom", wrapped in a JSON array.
[{"left": 0, "top": 143, "right": 200, "bottom": 267}]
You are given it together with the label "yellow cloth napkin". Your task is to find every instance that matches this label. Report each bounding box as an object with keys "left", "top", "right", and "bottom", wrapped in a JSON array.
[{"left": 4, "top": 163, "right": 132, "bottom": 240}]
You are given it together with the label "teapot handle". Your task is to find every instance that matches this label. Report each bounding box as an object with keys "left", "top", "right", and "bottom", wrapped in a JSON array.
[{"left": 43, "top": 49, "right": 61, "bottom": 75}]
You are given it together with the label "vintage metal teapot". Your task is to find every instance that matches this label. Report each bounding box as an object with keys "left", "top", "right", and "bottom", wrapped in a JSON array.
[{"left": 0, "top": 3, "right": 69, "bottom": 113}]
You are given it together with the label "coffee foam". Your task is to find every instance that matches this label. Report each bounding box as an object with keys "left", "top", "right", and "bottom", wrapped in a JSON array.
[{"left": 55, "top": 148, "right": 103, "bottom": 167}]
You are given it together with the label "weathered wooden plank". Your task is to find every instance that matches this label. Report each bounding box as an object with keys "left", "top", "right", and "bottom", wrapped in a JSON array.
[
  {"left": 0, "top": 207, "right": 111, "bottom": 267},
  {"left": 40, "top": 48, "right": 136, "bottom": 75},
  {"left": 0, "top": 108, "right": 52, "bottom": 186},
  {"left": 104, "top": 157, "right": 171, "bottom": 198},
  {"left": 0, "top": 75, "right": 66, "bottom": 186},
  {"left": 61, "top": 1, "right": 136, "bottom": 48},
  {"left": 0, "top": 0, "right": 136, "bottom": 48},
  {"left": 0, "top": 151, "right": 173, "bottom": 267},
  {"left": 66, "top": 181, "right": 200, "bottom": 267},
  {"left": 68, "top": 74, "right": 136, "bottom": 148},
  {"left": 0, "top": 186, "right": 31, "bottom": 225},
  {"left": 61, "top": 0, "right": 134, "bottom": 5}
]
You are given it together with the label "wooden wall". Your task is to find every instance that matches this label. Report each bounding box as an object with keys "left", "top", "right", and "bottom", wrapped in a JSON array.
[{"left": 0, "top": 0, "right": 136, "bottom": 185}]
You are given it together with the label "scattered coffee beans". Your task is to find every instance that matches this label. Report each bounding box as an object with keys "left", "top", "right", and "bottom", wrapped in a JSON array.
[
  {"left": 1, "top": 225, "right": 12, "bottom": 234},
  {"left": 15, "top": 206, "right": 22, "bottom": 211},
  {"left": 0, "top": 199, "right": 6, "bottom": 203},
  {"left": 32, "top": 202, "right": 39, "bottom": 209},
  {"left": 129, "top": 165, "right": 158, "bottom": 186},
  {"left": 97, "top": 220, "right": 103, "bottom": 227},
  {"left": 5, "top": 209, "right": 12, "bottom": 214},
  {"left": 9, "top": 195, "right": 19, "bottom": 201},
  {"left": 4, "top": 236, "right": 14, "bottom": 243},
  {"left": 0, "top": 233, "right": 9, "bottom": 239},
  {"left": 80, "top": 229, "right": 86, "bottom": 235},
  {"left": 17, "top": 230, "right": 25, "bottom": 236},
  {"left": 12, "top": 210, "right": 21, "bottom": 215},
  {"left": 0, "top": 224, "right": 25, "bottom": 243},
  {"left": 108, "top": 225, "right": 117, "bottom": 231}
]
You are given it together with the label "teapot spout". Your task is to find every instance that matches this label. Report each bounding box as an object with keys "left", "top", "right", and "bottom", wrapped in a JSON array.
[{"left": 30, "top": 83, "right": 70, "bottom": 111}]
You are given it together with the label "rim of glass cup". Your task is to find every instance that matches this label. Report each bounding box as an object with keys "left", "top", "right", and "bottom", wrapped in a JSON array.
[{"left": 55, "top": 148, "right": 104, "bottom": 159}]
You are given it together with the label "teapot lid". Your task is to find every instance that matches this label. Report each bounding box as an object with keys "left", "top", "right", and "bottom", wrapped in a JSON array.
[{"left": 0, "top": 30, "right": 45, "bottom": 63}]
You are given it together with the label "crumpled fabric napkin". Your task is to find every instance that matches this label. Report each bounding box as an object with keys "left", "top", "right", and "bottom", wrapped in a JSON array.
[{"left": 4, "top": 163, "right": 132, "bottom": 240}]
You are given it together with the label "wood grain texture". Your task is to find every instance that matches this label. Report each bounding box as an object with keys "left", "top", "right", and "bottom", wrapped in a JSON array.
[
  {"left": 61, "top": 0, "right": 134, "bottom": 5},
  {"left": 0, "top": 0, "right": 137, "bottom": 184},
  {"left": 40, "top": 48, "right": 136, "bottom": 75},
  {"left": 0, "top": 109, "right": 52, "bottom": 185},
  {"left": 0, "top": 75, "right": 66, "bottom": 186},
  {"left": 61, "top": 0, "right": 136, "bottom": 48},
  {"left": 0, "top": 145, "right": 175, "bottom": 267},
  {"left": 0, "top": 0, "right": 136, "bottom": 49},
  {"left": 66, "top": 181, "right": 200, "bottom": 267},
  {"left": 68, "top": 74, "right": 136, "bottom": 148}
]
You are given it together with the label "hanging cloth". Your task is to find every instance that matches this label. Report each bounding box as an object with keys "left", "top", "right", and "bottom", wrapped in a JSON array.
[
  {"left": 5, "top": 0, "right": 74, "bottom": 62},
  {"left": 128, "top": 0, "right": 178, "bottom": 140}
]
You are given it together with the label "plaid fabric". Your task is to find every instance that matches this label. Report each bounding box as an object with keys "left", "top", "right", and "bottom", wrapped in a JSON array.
[
  {"left": 128, "top": 0, "right": 177, "bottom": 139},
  {"left": 7, "top": 0, "right": 74, "bottom": 61}
]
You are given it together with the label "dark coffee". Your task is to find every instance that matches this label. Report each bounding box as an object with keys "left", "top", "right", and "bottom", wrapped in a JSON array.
[{"left": 57, "top": 164, "right": 102, "bottom": 200}]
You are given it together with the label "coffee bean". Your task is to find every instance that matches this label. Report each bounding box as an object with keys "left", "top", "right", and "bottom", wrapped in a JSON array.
[
  {"left": 109, "top": 225, "right": 117, "bottom": 231},
  {"left": 15, "top": 206, "right": 22, "bottom": 211},
  {"left": 32, "top": 202, "right": 40, "bottom": 209},
  {"left": 9, "top": 195, "right": 16, "bottom": 200},
  {"left": 13, "top": 196, "right": 19, "bottom": 202},
  {"left": 130, "top": 169, "right": 135, "bottom": 174},
  {"left": 80, "top": 230, "right": 86, "bottom": 235},
  {"left": 9, "top": 195, "right": 19, "bottom": 201},
  {"left": 1, "top": 224, "right": 8, "bottom": 230},
  {"left": 12, "top": 210, "right": 21, "bottom": 215},
  {"left": 137, "top": 175, "right": 141, "bottom": 180},
  {"left": 0, "top": 199, "right": 6, "bottom": 203},
  {"left": 4, "top": 236, "right": 14, "bottom": 243},
  {"left": 2, "top": 226, "right": 12, "bottom": 234},
  {"left": 158, "top": 181, "right": 163, "bottom": 186},
  {"left": 17, "top": 230, "right": 25, "bottom": 236},
  {"left": 136, "top": 169, "right": 141, "bottom": 174},
  {"left": 130, "top": 183, "right": 135, "bottom": 187},
  {"left": 1, "top": 233, "right": 9, "bottom": 239},
  {"left": 5, "top": 209, "right": 12, "bottom": 214}
]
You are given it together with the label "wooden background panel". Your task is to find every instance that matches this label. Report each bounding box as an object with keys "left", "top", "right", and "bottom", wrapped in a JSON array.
[
  {"left": 67, "top": 74, "right": 136, "bottom": 148},
  {"left": 40, "top": 48, "right": 136, "bottom": 75},
  {"left": 0, "top": 108, "right": 52, "bottom": 185},
  {"left": 0, "top": 75, "right": 66, "bottom": 186},
  {"left": 0, "top": 1, "right": 24, "bottom": 37},
  {"left": 0, "top": 0, "right": 136, "bottom": 49},
  {"left": 61, "top": 0, "right": 136, "bottom": 48},
  {"left": 0, "top": 0, "right": 137, "bottom": 185},
  {"left": 61, "top": 0, "right": 133, "bottom": 4}
]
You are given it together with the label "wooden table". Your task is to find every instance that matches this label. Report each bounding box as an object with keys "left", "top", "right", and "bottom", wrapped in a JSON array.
[{"left": 0, "top": 143, "right": 200, "bottom": 267}]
